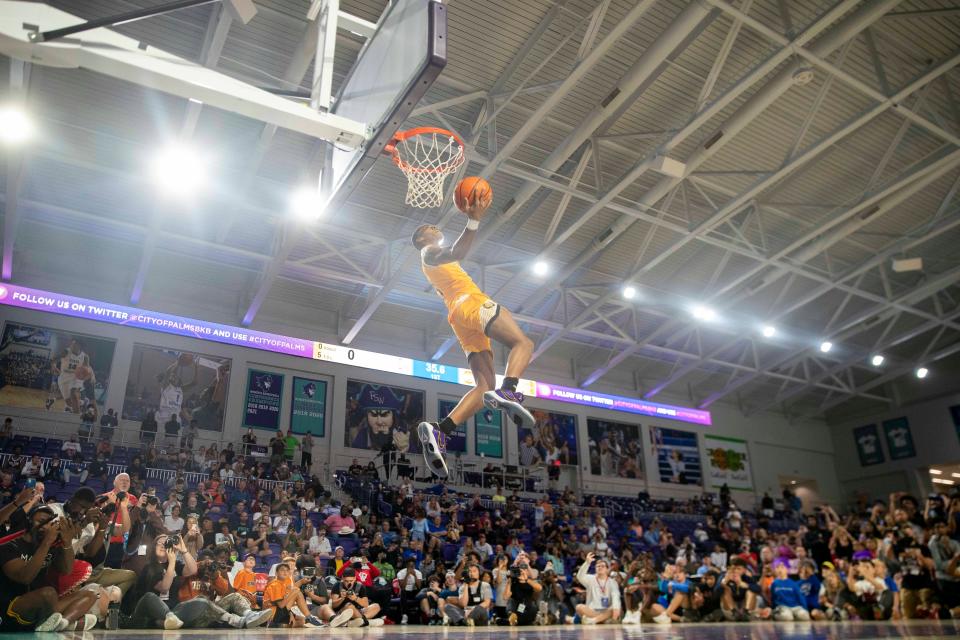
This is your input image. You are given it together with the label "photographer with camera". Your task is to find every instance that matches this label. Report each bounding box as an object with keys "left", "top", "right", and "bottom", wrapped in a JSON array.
[
  {"left": 574, "top": 552, "right": 621, "bottom": 624},
  {"left": 443, "top": 562, "right": 492, "bottom": 626},
  {"left": 0, "top": 504, "right": 101, "bottom": 631},
  {"left": 100, "top": 473, "right": 138, "bottom": 569},
  {"left": 295, "top": 556, "right": 331, "bottom": 621},
  {"left": 502, "top": 561, "right": 542, "bottom": 626},
  {"left": 322, "top": 566, "right": 384, "bottom": 627}
]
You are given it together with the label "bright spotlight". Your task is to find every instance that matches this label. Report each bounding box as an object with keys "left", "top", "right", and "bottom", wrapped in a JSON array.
[
  {"left": 819, "top": 341, "right": 833, "bottom": 353},
  {"left": 761, "top": 325, "right": 776, "bottom": 338},
  {"left": 916, "top": 367, "right": 929, "bottom": 379},
  {"left": 532, "top": 260, "right": 549, "bottom": 277},
  {"left": 622, "top": 285, "right": 637, "bottom": 300},
  {"left": 0, "top": 105, "right": 33, "bottom": 145},
  {"left": 691, "top": 305, "right": 716, "bottom": 321},
  {"left": 871, "top": 354, "right": 885, "bottom": 367},
  {"left": 151, "top": 144, "right": 207, "bottom": 195},
  {"left": 290, "top": 187, "right": 325, "bottom": 220}
]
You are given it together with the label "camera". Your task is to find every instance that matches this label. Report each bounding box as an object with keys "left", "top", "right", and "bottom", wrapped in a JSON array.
[
  {"left": 116, "top": 491, "right": 127, "bottom": 502},
  {"left": 165, "top": 535, "right": 181, "bottom": 549},
  {"left": 303, "top": 566, "right": 317, "bottom": 578},
  {"left": 511, "top": 563, "right": 528, "bottom": 579}
]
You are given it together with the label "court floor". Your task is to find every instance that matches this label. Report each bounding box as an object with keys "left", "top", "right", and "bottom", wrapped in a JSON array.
[{"left": 71, "top": 621, "right": 960, "bottom": 639}]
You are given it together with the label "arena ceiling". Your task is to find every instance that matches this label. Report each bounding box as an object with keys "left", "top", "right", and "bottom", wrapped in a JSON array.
[{"left": 2, "top": 0, "right": 960, "bottom": 423}]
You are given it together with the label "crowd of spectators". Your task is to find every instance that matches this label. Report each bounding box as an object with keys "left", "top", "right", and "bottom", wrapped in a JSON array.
[{"left": 0, "top": 414, "right": 958, "bottom": 631}]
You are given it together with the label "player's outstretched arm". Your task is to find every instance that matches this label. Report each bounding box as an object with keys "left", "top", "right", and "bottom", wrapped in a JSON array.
[{"left": 422, "top": 192, "right": 492, "bottom": 265}]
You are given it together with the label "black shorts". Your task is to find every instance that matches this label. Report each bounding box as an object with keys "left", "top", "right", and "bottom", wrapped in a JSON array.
[
  {"left": 271, "top": 607, "right": 291, "bottom": 626},
  {"left": 1, "top": 597, "right": 39, "bottom": 631}
]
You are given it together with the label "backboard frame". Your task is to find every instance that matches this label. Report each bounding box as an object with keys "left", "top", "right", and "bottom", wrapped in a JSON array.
[{"left": 323, "top": 0, "right": 448, "bottom": 211}]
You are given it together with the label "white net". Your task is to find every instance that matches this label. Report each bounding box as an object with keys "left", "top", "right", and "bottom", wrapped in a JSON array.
[{"left": 392, "top": 131, "right": 465, "bottom": 208}]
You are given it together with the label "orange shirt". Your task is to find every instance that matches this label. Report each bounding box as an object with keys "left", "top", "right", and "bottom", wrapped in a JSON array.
[
  {"left": 263, "top": 576, "right": 292, "bottom": 611},
  {"left": 234, "top": 568, "right": 258, "bottom": 594},
  {"left": 178, "top": 574, "right": 228, "bottom": 602},
  {"left": 421, "top": 261, "right": 484, "bottom": 313}
]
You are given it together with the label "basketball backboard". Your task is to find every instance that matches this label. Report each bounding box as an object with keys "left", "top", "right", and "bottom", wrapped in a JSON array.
[{"left": 322, "top": 0, "right": 448, "bottom": 211}]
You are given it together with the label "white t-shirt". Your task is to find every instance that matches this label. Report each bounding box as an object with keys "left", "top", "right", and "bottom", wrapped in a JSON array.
[
  {"left": 309, "top": 535, "right": 332, "bottom": 555},
  {"left": 397, "top": 568, "right": 422, "bottom": 592},
  {"left": 577, "top": 564, "right": 621, "bottom": 611},
  {"left": 165, "top": 515, "right": 185, "bottom": 532}
]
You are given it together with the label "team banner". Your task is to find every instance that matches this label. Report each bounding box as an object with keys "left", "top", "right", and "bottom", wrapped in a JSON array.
[
  {"left": 123, "top": 345, "right": 232, "bottom": 431},
  {"left": 650, "top": 426, "right": 702, "bottom": 486},
  {"left": 244, "top": 369, "right": 284, "bottom": 430},
  {"left": 290, "top": 376, "right": 327, "bottom": 436},
  {"left": 586, "top": 418, "right": 643, "bottom": 478},
  {"left": 882, "top": 416, "right": 916, "bottom": 460},
  {"left": 0, "top": 283, "right": 712, "bottom": 425},
  {"left": 475, "top": 407, "right": 502, "bottom": 458},
  {"left": 853, "top": 423, "right": 884, "bottom": 466},
  {"left": 703, "top": 435, "right": 752, "bottom": 490},
  {"left": 0, "top": 321, "right": 115, "bottom": 414},
  {"left": 436, "top": 398, "right": 468, "bottom": 453}
]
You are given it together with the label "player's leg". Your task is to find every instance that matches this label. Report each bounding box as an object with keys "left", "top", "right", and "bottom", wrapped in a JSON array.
[
  {"left": 417, "top": 351, "right": 494, "bottom": 479},
  {"left": 482, "top": 307, "right": 535, "bottom": 428}
]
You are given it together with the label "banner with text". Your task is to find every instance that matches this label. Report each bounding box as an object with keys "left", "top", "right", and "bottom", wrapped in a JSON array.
[
  {"left": 244, "top": 369, "right": 284, "bottom": 430},
  {"left": 475, "top": 407, "right": 503, "bottom": 458},
  {"left": 704, "top": 435, "right": 752, "bottom": 490},
  {"left": 290, "top": 376, "right": 327, "bottom": 436},
  {"left": 882, "top": 416, "right": 916, "bottom": 460},
  {"left": 436, "top": 398, "right": 468, "bottom": 453},
  {"left": 853, "top": 423, "right": 884, "bottom": 466}
]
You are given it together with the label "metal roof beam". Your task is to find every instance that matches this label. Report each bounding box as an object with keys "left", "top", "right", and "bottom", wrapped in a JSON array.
[{"left": 517, "top": 0, "right": 895, "bottom": 321}]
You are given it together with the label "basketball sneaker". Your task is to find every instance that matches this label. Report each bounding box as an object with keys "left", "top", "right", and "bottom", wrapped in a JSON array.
[
  {"left": 483, "top": 389, "right": 534, "bottom": 428},
  {"left": 417, "top": 422, "right": 449, "bottom": 479}
]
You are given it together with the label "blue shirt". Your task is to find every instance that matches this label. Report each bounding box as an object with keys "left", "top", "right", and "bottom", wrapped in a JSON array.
[
  {"left": 771, "top": 578, "right": 807, "bottom": 609},
  {"left": 884, "top": 576, "right": 899, "bottom": 593},
  {"left": 797, "top": 575, "right": 821, "bottom": 610}
]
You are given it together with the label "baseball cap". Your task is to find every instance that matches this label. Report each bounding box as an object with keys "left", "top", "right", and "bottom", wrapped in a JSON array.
[
  {"left": 335, "top": 545, "right": 344, "bottom": 551},
  {"left": 352, "top": 508, "right": 362, "bottom": 517},
  {"left": 822, "top": 561, "right": 836, "bottom": 571},
  {"left": 243, "top": 553, "right": 256, "bottom": 561}
]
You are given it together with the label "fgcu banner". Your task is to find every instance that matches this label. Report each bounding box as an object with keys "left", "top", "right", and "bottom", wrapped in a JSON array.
[{"left": 703, "top": 435, "right": 752, "bottom": 491}]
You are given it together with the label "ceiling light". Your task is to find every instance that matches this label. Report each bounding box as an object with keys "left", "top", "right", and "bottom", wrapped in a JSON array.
[
  {"left": 819, "top": 341, "right": 833, "bottom": 353},
  {"left": 290, "top": 186, "right": 325, "bottom": 220},
  {"left": 691, "top": 305, "right": 716, "bottom": 321},
  {"left": 151, "top": 144, "right": 207, "bottom": 195},
  {"left": 933, "top": 478, "right": 955, "bottom": 485},
  {"left": 622, "top": 285, "right": 637, "bottom": 300},
  {"left": 761, "top": 325, "right": 776, "bottom": 338},
  {"left": 952, "top": 473, "right": 960, "bottom": 479},
  {"left": 0, "top": 105, "right": 33, "bottom": 145},
  {"left": 871, "top": 354, "right": 885, "bottom": 367},
  {"left": 930, "top": 469, "right": 943, "bottom": 475},
  {"left": 916, "top": 367, "right": 929, "bottom": 379},
  {"left": 532, "top": 261, "right": 549, "bottom": 277},
  {"left": 790, "top": 480, "right": 797, "bottom": 485}
]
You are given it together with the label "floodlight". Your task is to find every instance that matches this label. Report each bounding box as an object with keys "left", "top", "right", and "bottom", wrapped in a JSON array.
[
  {"left": 290, "top": 187, "right": 326, "bottom": 220},
  {"left": 916, "top": 367, "right": 929, "bottom": 379},
  {"left": 151, "top": 144, "right": 207, "bottom": 195},
  {"left": 819, "top": 341, "right": 833, "bottom": 353},
  {"left": 691, "top": 306, "right": 716, "bottom": 321},
  {"left": 871, "top": 354, "right": 885, "bottom": 367},
  {"left": 761, "top": 325, "right": 776, "bottom": 338},
  {"left": 0, "top": 106, "right": 33, "bottom": 145},
  {"left": 532, "top": 261, "right": 549, "bottom": 277},
  {"left": 622, "top": 286, "right": 637, "bottom": 300}
]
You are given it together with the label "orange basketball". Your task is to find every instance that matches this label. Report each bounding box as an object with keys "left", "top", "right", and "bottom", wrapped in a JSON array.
[
  {"left": 74, "top": 365, "right": 92, "bottom": 381},
  {"left": 455, "top": 176, "right": 492, "bottom": 212}
]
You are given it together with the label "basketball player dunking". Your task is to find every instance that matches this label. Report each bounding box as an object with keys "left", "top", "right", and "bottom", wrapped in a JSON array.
[{"left": 411, "top": 186, "right": 535, "bottom": 479}]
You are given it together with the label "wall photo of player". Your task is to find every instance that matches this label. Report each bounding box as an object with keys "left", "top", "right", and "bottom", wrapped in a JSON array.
[
  {"left": 122, "top": 344, "right": 232, "bottom": 432},
  {"left": 0, "top": 321, "right": 115, "bottom": 415},
  {"left": 344, "top": 380, "right": 424, "bottom": 454},
  {"left": 518, "top": 410, "right": 578, "bottom": 467},
  {"left": 649, "top": 426, "right": 702, "bottom": 486},
  {"left": 586, "top": 418, "right": 643, "bottom": 479}
]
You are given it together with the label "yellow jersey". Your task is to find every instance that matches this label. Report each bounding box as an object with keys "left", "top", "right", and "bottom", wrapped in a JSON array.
[{"left": 421, "top": 259, "right": 485, "bottom": 315}]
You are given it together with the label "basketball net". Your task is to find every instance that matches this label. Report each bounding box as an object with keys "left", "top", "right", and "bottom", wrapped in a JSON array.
[{"left": 389, "top": 128, "right": 465, "bottom": 208}]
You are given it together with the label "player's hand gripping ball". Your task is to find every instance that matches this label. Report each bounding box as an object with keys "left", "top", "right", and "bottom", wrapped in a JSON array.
[{"left": 454, "top": 176, "right": 492, "bottom": 219}]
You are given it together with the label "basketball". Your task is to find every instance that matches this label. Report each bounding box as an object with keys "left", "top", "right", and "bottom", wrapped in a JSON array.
[
  {"left": 73, "top": 365, "right": 92, "bottom": 381},
  {"left": 178, "top": 353, "right": 195, "bottom": 366},
  {"left": 455, "top": 176, "right": 492, "bottom": 212}
]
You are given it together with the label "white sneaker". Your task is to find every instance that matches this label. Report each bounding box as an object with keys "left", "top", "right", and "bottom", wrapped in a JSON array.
[
  {"left": 368, "top": 618, "right": 385, "bottom": 627},
  {"left": 653, "top": 613, "right": 672, "bottom": 625},
  {"left": 417, "top": 422, "right": 449, "bottom": 479},
  {"left": 582, "top": 616, "right": 598, "bottom": 625},
  {"left": 36, "top": 613, "right": 64, "bottom": 632},
  {"left": 401, "top": 614, "right": 409, "bottom": 625},
  {"left": 330, "top": 610, "right": 354, "bottom": 628},
  {"left": 483, "top": 390, "right": 535, "bottom": 428},
  {"left": 164, "top": 613, "right": 184, "bottom": 630}
]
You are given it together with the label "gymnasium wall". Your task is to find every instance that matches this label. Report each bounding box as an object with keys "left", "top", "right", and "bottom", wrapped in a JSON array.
[
  {"left": 0, "top": 301, "right": 842, "bottom": 508},
  {"left": 829, "top": 391, "right": 960, "bottom": 502}
]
